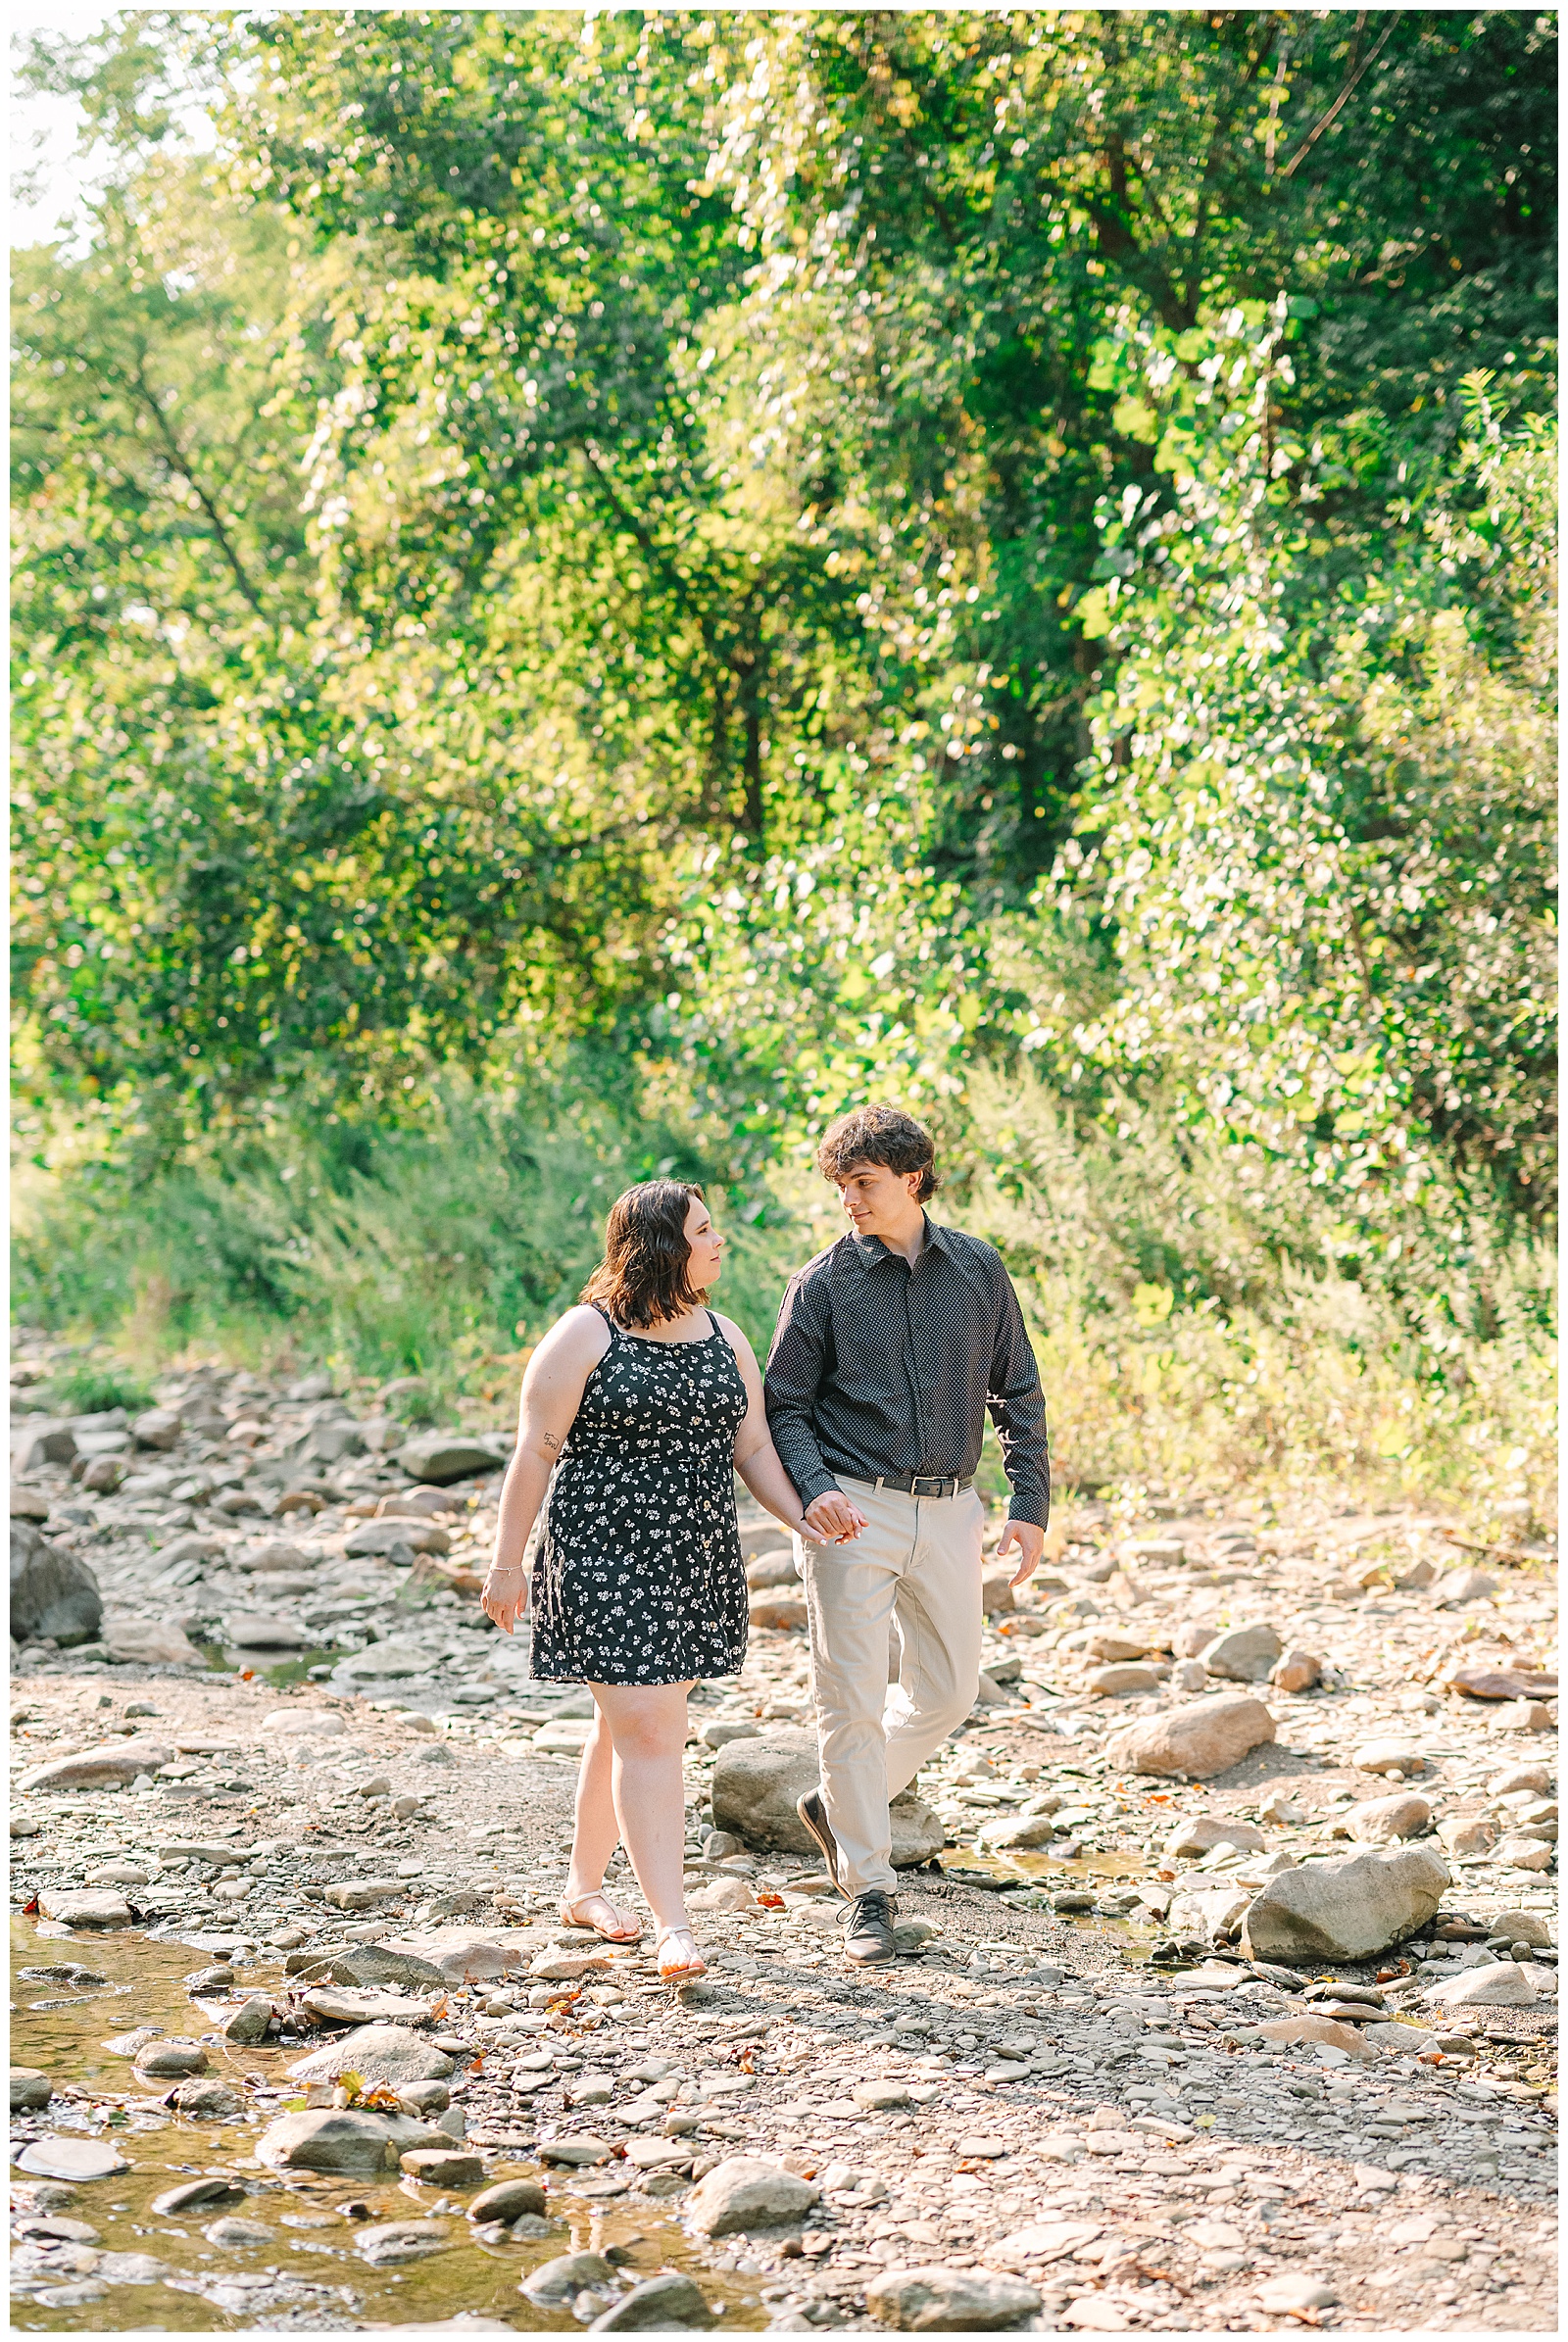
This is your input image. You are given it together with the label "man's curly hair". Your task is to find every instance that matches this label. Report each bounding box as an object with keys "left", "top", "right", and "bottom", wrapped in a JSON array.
[{"left": 815, "top": 1103, "right": 939, "bottom": 1203}]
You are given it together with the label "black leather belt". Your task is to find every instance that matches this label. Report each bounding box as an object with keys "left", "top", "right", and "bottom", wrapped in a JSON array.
[{"left": 870, "top": 1471, "right": 974, "bottom": 1499}]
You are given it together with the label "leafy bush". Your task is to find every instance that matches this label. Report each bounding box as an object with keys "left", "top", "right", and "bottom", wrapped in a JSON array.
[{"left": 34, "top": 1357, "right": 157, "bottom": 1418}]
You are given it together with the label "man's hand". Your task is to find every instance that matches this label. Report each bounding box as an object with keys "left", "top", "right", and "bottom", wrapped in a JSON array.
[
  {"left": 995, "top": 1517, "right": 1046, "bottom": 1587},
  {"left": 803, "top": 1489, "right": 868, "bottom": 1545},
  {"left": 480, "top": 1560, "right": 529, "bottom": 1635}
]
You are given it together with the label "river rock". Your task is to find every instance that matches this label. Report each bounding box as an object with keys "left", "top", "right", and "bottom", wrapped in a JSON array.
[
  {"left": 401, "top": 2147, "right": 484, "bottom": 2187},
  {"left": 866, "top": 2265, "right": 1042, "bottom": 2330},
  {"left": 748, "top": 1592, "right": 809, "bottom": 1631},
  {"left": 223, "top": 1615, "right": 308, "bottom": 1650},
  {"left": 1422, "top": 1961, "right": 1543, "bottom": 2009},
  {"left": 133, "top": 1407, "right": 183, "bottom": 1449},
  {"left": 241, "top": 1541, "right": 318, "bottom": 1575},
  {"left": 345, "top": 1520, "right": 451, "bottom": 1559},
  {"left": 151, "top": 2175, "right": 246, "bottom": 2216},
  {"left": 220, "top": 1996, "right": 275, "bottom": 2044},
  {"left": 170, "top": 2077, "right": 245, "bottom": 2119},
  {"left": 134, "top": 2038, "right": 209, "bottom": 2078},
  {"left": 355, "top": 2220, "right": 451, "bottom": 2265},
  {"left": 1163, "top": 1816, "right": 1267, "bottom": 1859},
  {"left": 394, "top": 1432, "right": 505, "bottom": 1485},
  {"left": 1352, "top": 1738, "right": 1427, "bottom": 1777},
  {"left": 1489, "top": 1907, "right": 1552, "bottom": 1946},
  {"left": 1270, "top": 1648, "right": 1323, "bottom": 1693},
  {"left": 1105, "top": 1693, "right": 1275, "bottom": 1781},
  {"left": 1085, "top": 1630, "right": 1152, "bottom": 1663},
  {"left": 1490, "top": 1701, "right": 1555, "bottom": 1733},
  {"left": 323, "top": 1878, "right": 407, "bottom": 1911},
  {"left": 1167, "top": 1884, "right": 1252, "bottom": 1944},
  {"left": 331, "top": 1640, "right": 431, "bottom": 1684},
  {"left": 523, "top": 2251, "right": 618, "bottom": 2304},
  {"left": 12, "top": 1419, "right": 77, "bottom": 1473},
  {"left": 469, "top": 2177, "right": 548, "bottom": 2224},
  {"left": 685, "top": 2156, "right": 820, "bottom": 2237},
  {"left": 10, "top": 1523, "right": 102, "bottom": 1647},
  {"left": 1438, "top": 1815, "right": 1496, "bottom": 1857},
  {"left": 1251, "top": 2014, "right": 1377, "bottom": 2062},
  {"left": 1241, "top": 1843, "right": 1448, "bottom": 1961},
  {"left": 37, "top": 1888, "right": 135, "bottom": 1928},
  {"left": 1434, "top": 1567, "right": 1497, "bottom": 1606},
  {"left": 332, "top": 1928, "right": 523, "bottom": 1986},
  {"left": 977, "top": 1812, "right": 1059, "bottom": 1852},
  {"left": 15, "top": 2136, "right": 129, "bottom": 2181},
  {"left": 701, "top": 1720, "right": 761, "bottom": 1751},
  {"left": 256, "top": 2108, "right": 445, "bottom": 2175},
  {"left": 1201, "top": 1623, "right": 1283, "bottom": 1683},
  {"left": 1088, "top": 1662, "right": 1161, "bottom": 1695},
  {"left": 746, "top": 1550, "right": 799, "bottom": 1589},
  {"left": 288, "top": 2025, "right": 455, "bottom": 2087},
  {"left": 259, "top": 1705, "right": 346, "bottom": 1737},
  {"left": 299, "top": 1986, "right": 435, "bottom": 2026},
  {"left": 11, "top": 2067, "right": 53, "bottom": 2111},
  {"left": 588, "top": 2272, "right": 714, "bottom": 2331},
  {"left": 104, "top": 1618, "right": 205, "bottom": 1667},
  {"left": 1346, "top": 1792, "right": 1432, "bottom": 1845},
  {"left": 1446, "top": 1662, "right": 1559, "bottom": 1701},
  {"left": 710, "top": 1731, "right": 941, "bottom": 1863}
]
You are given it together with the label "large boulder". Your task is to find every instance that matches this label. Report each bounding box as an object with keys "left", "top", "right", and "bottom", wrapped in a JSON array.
[
  {"left": 865, "top": 2266, "right": 1042, "bottom": 2331},
  {"left": 710, "top": 1731, "right": 942, "bottom": 1865},
  {"left": 256, "top": 2108, "right": 446, "bottom": 2175},
  {"left": 1201, "top": 1623, "right": 1283, "bottom": 1683},
  {"left": 685, "top": 2156, "right": 819, "bottom": 2237},
  {"left": 287, "top": 2025, "right": 455, "bottom": 2088},
  {"left": 37, "top": 1888, "right": 134, "bottom": 1927},
  {"left": 11, "top": 1522, "right": 102, "bottom": 1647},
  {"left": 1241, "top": 1843, "right": 1448, "bottom": 1962},
  {"left": 394, "top": 1432, "right": 506, "bottom": 1485},
  {"left": 1105, "top": 1693, "right": 1276, "bottom": 1781}
]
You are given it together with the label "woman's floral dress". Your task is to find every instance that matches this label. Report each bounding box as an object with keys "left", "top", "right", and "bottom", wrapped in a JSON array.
[{"left": 529, "top": 1306, "right": 750, "bottom": 1684}]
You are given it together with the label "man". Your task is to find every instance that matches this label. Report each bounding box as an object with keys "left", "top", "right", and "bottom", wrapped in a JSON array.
[{"left": 764, "top": 1102, "right": 1049, "bottom": 1966}]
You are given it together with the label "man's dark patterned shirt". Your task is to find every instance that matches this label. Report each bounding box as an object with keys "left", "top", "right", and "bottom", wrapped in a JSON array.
[{"left": 762, "top": 1216, "right": 1051, "bottom": 1527}]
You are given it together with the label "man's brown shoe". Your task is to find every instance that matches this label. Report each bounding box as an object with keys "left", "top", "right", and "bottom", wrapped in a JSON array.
[{"left": 796, "top": 1787, "right": 848, "bottom": 1899}]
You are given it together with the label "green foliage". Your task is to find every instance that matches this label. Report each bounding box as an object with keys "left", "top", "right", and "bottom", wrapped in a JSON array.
[
  {"left": 1026, "top": 304, "right": 1554, "bottom": 1227},
  {"left": 34, "top": 1357, "right": 157, "bottom": 1418},
  {"left": 10, "top": 13, "right": 1557, "bottom": 1512}
]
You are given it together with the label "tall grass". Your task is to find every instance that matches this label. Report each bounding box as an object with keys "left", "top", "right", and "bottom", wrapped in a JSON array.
[{"left": 13, "top": 1067, "right": 1555, "bottom": 1537}]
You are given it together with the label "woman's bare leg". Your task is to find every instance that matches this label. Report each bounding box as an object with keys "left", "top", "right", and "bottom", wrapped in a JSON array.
[
  {"left": 563, "top": 1702, "right": 621, "bottom": 1899},
  {"left": 589, "top": 1680, "right": 695, "bottom": 1936}
]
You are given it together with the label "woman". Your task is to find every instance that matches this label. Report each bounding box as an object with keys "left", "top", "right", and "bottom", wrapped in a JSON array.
[{"left": 480, "top": 1181, "right": 853, "bottom": 1982}]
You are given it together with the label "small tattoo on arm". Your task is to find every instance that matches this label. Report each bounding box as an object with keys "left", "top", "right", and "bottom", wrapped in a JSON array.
[{"left": 541, "top": 1432, "right": 563, "bottom": 1454}]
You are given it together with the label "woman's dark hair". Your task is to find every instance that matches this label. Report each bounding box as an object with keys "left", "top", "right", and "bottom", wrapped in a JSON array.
[
  {"left": 815, "top": 1103, "right": 939, "bottom": 1203},
  {"left": 580, "top": 1180, "right": 709, "bottom": 1329}
]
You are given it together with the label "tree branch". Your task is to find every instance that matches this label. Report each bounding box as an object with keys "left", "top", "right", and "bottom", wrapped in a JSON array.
[
  {"left": 132, "top": 356, "right": 265, "bottom": 615},
  {"left": 1279, "top": 13, "right": 1398, "bottom": 182}
]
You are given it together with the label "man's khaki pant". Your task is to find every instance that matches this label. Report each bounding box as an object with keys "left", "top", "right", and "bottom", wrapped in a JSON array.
[{"left": 795, "top": 1474, "right": 984, "bottom": 1896}]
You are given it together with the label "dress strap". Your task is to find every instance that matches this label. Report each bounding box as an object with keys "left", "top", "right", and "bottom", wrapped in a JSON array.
[{"left": 589, "top": 1302, "right": 621, "bottom": 1339}]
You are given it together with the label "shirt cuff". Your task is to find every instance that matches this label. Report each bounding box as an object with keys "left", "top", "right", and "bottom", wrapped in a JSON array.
[
  {"left": 791, "top": 1467, "right": 844, "bottom": 1510},
  {"left": 1004, "top": 1497, "right": 1050, "bottom": 1530}
]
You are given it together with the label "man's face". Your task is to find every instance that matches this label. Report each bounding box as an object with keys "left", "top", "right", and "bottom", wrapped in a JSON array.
[{"left": 833, "top": 1160, "right": 924, "bottom": 1236}]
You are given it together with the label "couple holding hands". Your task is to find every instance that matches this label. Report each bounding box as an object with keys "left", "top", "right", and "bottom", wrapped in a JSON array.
[{"left": 480, "top": 1103, "right": 1050, "bottom": 1983}]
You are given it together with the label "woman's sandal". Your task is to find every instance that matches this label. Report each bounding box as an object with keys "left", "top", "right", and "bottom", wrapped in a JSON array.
[
  {"left": 560, "top": 1891, "right": 643, "bottom": 1944},
  {"left": 655, "top": 1926, "right": 707, "bottom": 1983}
]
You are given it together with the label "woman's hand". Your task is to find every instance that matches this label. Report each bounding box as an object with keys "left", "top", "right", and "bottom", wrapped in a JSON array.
[{"left": 481, "top": 1560, "right": 529, "bottom": 1635}]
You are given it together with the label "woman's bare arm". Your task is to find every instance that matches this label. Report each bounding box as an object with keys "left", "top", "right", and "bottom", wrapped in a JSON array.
[
  {"left": 715, "top": 1312, "right": 865, "bottom": 1543},
  {"left": 480, "top": 1307, "right": 610, "bottom": 1633}
]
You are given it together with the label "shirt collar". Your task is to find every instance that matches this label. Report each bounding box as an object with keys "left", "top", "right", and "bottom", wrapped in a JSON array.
[{"left": 850, "top": 1212, "right": 950, "bottom": 1266}]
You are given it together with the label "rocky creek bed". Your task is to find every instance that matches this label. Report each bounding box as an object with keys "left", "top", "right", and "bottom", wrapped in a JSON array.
[{"left": 9, "top": 1347, "right": 1560, "bottom": 2330}]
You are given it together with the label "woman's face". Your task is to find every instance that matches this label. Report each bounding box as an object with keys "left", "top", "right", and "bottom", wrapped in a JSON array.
[{"left": 684, "top": 1194, "right": 724, "bottom": 1290}]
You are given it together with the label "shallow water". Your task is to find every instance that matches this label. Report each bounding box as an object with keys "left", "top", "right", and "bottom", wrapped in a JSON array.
[{"left": 9, "top": 1918, "right": 770, "bottom": 2332}]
